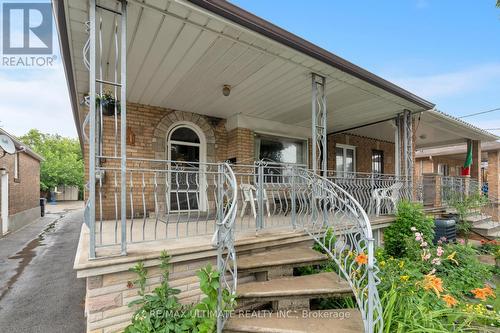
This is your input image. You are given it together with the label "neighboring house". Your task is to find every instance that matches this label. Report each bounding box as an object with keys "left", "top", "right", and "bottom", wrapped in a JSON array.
[
  {"left": 416, "top": 141, "right": 500, "bottom": 190},
  {"left": 416, "top": 140, "right": 500, "bottom": 223},
  {"left": 0, "top": 128, "right": 43, "bottom": 237},
  {"left": 54, "top": 1, "right": 497, "bottom": 332}
]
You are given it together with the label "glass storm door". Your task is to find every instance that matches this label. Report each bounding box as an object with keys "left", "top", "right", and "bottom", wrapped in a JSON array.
[{"left": 168, "top": 126, "right": 201, "bottom": 211}]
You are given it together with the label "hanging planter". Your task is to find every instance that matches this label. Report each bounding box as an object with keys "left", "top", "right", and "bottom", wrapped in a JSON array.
[{"left": 96, "top": 92, "right": 120, "bottom": 116}]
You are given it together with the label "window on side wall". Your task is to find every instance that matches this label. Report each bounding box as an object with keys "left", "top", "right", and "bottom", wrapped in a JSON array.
[
  {"left": 335, "top": 144, "right": 356, "bottom": 177},
  {"left": 372, "top": 150, "right": 384, "bottom": 174},
  {"left": 437, "top": 163, "right": 449, "bottom": 176},
  {"left": 14, "top": 152, "right": 20, "bottom": 181}
]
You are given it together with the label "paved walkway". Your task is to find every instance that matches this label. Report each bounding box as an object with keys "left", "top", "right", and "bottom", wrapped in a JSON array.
[{"left": 0, "top": 201, "right": 86, "bottom": 332}]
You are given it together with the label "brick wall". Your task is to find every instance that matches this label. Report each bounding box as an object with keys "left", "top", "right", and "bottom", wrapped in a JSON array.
[
  {"left": 487, "top": 150, "right": 500, "bottom": 220},
  {"left": 327, "top": 133, "right": 395, "bottom": 174},
  {"left": 83, "top": 103, "right": 230, "bottom": 219},
  {"left": 0, "top": 151, "right": 40, "bottom": 216},
  {"left": 226, "top": 128, "right": 254, "bottom": 164},
  {"left": 84, "top": 102, "right": 416, "bottom": 219},
  {"left": 415, "top": 156, "right": 463, "bottom": 176}
]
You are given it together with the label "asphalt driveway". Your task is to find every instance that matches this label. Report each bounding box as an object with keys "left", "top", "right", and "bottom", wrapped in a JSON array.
[{"left": 0, "top": 203, "right": 86, "bottom": 332}]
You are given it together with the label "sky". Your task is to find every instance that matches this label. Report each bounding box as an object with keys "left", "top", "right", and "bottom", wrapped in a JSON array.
[{"left": 0, "top": 0, "right": 499, "bottom": 138}]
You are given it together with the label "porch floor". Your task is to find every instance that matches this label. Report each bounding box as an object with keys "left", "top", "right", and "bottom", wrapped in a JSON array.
[{"left": 74, "top": 215, "right": 395, "bottom": 276}]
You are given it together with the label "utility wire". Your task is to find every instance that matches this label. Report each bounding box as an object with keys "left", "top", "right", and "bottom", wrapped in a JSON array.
[{"left": 458, "top": 107, "right": 500, "bottom": 119}]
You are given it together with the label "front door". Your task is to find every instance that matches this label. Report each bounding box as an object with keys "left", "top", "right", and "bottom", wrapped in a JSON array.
[
  {"left": 167, "top": 125, "right": 205, "bottom": 211},
  {"left": 1, "top": 172, "right": 8, "bottom": 235}
]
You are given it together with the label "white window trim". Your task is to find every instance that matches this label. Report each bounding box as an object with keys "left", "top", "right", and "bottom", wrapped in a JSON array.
[
  {"left": 166, "top": 122, "right": 207, "bottom": 212},
  {"left": 437, "top": 163, "right": 449, "bottom": 176},
  {"left": 335, "top": 144, "right": 356, "bottom": 175}
]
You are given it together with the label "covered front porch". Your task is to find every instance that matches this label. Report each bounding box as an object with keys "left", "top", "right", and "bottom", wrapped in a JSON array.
[
  {"left": 56, "top": 0, "right": 435, "bottom": 259},
  {"left": 55, "top": 0, "right": 438, "bottom": 332}
]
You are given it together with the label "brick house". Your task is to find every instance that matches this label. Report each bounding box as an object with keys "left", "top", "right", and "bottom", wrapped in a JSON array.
[
  {"left": 0, "top": 128, "right": 43, "bottom": 236},
  {"left": 416, "top": 140, "right": 500, "bottom": 220},
  {"left": 54, "top": 1, "right": 497, "bottom": 332}
]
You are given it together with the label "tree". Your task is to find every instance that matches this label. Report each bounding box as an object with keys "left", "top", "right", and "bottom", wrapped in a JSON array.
[
  {"left": 19, "top": 129, "right": 84, "bottom": 194},
  {"left": 498, "top": 0, "right": 500, "bottom": 7}
]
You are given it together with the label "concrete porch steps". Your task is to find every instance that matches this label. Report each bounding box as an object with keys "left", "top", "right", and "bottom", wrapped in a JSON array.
[
  {"left": 472, "top": 221, "right": 500, "bottom": 237},
  {"left": 237, "top": 246, "right": 328, "bottom": 274},
  {"left": 224, "top": 309, "right": 364, "bottom": 333},
  {"left": 467, "top": 214, "right": 492, "bottom": 225},
  {"left": 425, "top": 207, "right": 447, "bottom": 216},
  {"left": 228, "top": 244, "right": 363, "bottom": 332},
  {"left": 237, "top": 272, "right": 352, "bottom": 302}
]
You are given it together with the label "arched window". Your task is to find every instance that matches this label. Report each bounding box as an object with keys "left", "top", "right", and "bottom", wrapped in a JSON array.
[
  {"left": 168, "top": 126, "right": 201, "bottom": 163},
  {"left": 170, "top": 127, "right": 200, "bottom": 143}
]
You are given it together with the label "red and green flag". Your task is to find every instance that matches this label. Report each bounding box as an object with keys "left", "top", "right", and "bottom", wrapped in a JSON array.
[{"left": 461, "top": 142, "right": 473, "bottom": 176}]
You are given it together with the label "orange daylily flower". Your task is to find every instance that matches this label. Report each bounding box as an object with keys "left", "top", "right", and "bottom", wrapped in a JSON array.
[
  {"left": 442, "top": 294, "right": 458, "bottom": 308},
  {"left": 422, "top": 274, "right": 444, "bottom": 297},
  {"left": 355, "top": 252, "right": 368, "bottom": 265},
  {"left": 471, "top": 286, "right": 496, "bottom": 301}
]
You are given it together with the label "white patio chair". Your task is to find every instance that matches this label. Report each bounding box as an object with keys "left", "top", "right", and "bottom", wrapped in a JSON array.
[
  {"left": 371, "top": 182, "right": 403, "bottom": 216},
  {"left": 240, "top": 184, "right": 271, "bottom": 218}
]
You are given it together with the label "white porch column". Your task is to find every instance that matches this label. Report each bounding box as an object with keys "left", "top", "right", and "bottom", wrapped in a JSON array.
[
  {"left": 395, "top": 111, "right": 414, "bottom": 178},
  {"left": 395, "top": 111, "right": 414, "bottom": 198},
  {"left": 120, "top": 0, "right": 127, "bottom": 256},
  {"left": 311, "top": 73, "right": 327, "bottom": 176}
]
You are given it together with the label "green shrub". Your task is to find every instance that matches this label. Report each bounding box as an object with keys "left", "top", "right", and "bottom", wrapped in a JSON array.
[
  {"left": 380, "top": 283, "right": 498, "bottom": 333},
  {"left": 448, "top": 193, "right": 488, "bottom": 242},
  {"left": 383, "top": 201, "right": 434, "bottom": 258},
  {"left": 124, "top": 251, "right": 235, "bottom": 333},
  {"left": 376, "top": 224, "right": 498, "bottom": 332},
  {"left": 437, "top": 243, "right": 493, "bottom": 298}
]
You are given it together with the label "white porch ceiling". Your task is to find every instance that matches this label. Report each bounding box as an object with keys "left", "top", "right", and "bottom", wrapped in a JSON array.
[
  {"left": 415, "top": 111, "right": 498, "bottom": 149},
  {"left": 338, "top": 110, "right": 499, "bottom": 147},
  {"left": 62, "top": 0, "right": 433, "bottom": 136}
]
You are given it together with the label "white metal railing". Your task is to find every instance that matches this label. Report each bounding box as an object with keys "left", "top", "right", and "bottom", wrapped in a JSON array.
[
  {"left": 213, "top": 163, "right": 238, "bottom": 333},
  {"left": 88, "top": 159, "right": 383, "bottom": 331},
  {"left": 296, "top": 168, "right": 383, "bottom": 332},
  {"left": 91, "top": 157, "right": 240, "bottom": 248},
  {"left": 327, "top": 171, "right": 412, "bottom": 216}
]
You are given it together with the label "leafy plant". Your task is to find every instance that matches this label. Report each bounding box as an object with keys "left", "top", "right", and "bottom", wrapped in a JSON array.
[
  {"left": 477, "top": 240, "right": 500, "bottom": 256},
  {"left": 376, "top": 220, "right": 498, "bottom": 332},
  {"left": 383, "top": 201, "right": 434, "bottom": 258},
  {"left": 96, "top": 91, "right": 120, "bottom": 116},
  {"left": 125, "top": 251, "right": 235, "bottom": 333},
  {"left": 379, "top": 283, "right": 498, "bottom": 333},
  {"left": 125, "top": 251, "right": 190, "bottom": 333},
  {"left": 448, "top": 193, "right": 488, "bottom": 243}
]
